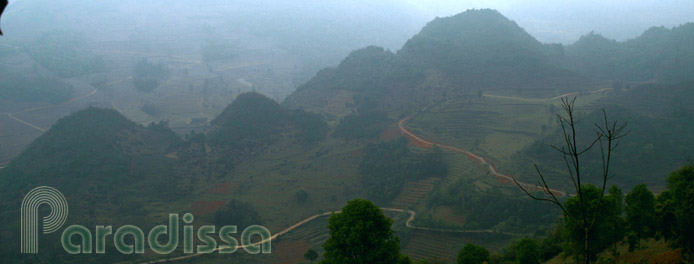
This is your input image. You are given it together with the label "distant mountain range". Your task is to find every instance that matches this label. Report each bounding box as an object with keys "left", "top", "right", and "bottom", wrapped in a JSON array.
[{"left": 1, "top": 9, "right": 693, "bottom": 263}]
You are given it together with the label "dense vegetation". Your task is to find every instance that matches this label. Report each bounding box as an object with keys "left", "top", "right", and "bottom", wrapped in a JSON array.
[
  {"left": 425, "top": 178, "right": 559, "bottom": 232},
  {"left": 359, "top": 138, "right": 448, "bottom": 203},
  {"left": 322, "top": 199, "right": 406, "bottom": 264},
  {"left": 562, "top": 23, "right": 694, "bottom": 82},
  {"left": 209, "top": 92, "right": 328, "bottom": 148},
  {"left": 213, "top": 199, "right": 262, "bottom": 229},
  {"left": 0, "top": 107, "right": 183, "bottom": 263}
]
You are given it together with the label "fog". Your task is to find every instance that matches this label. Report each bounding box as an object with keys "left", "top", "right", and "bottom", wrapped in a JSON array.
[{"left": 0, "top": 0, "right": 692, "bottom": 164}]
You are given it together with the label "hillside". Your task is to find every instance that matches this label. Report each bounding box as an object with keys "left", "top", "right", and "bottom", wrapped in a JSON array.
[
  {"left": 284, "top": 9, "right": 588, "bottom": 120},
  {"left": 1, "top": 8, "right": 693, "bottom": 263},
  {"left": 0, "top": 107, "right": 184, "bottom": 263},
  {"left": 561, "top": 23, "right": 694, "bottom": 82}
]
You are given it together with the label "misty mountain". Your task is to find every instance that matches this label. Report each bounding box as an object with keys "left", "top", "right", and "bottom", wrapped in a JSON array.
[
  {"left": 284, "top": 9, "right": 586, "bottom": 119},
  {"left": 561, "top": 23, "right": 694, "bottom": 82}
]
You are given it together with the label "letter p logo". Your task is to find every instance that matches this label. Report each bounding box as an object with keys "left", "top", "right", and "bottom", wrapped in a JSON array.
[{"left": 21, "top": 186, "right": 68, "bottom": 253}]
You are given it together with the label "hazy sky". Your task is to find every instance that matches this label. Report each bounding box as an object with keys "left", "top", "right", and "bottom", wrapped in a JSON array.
[{"left": 404, "top": 0, "right": 694, "bottom": 43}]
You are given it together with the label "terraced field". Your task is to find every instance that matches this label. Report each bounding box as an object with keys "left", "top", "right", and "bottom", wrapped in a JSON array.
[
  {"left": 402, "top": 229, "right": 507, "bottom": 263},
  {"left": 392, "top": 178, "right": 438, "bottom": 209},
  {"left": 277, "top": 214, "right": 330, "bottom": 261}
]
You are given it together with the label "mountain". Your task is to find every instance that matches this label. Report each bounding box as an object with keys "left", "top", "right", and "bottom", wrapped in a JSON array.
[
  {"left": 562, "top": 23, "right": 694, "bottom": 82},
  {"left": 284, "top": 9, "right": 587, "bottom": 120},
  {"left": 0, "top": 107, "right": 183, "bottom": 262}
]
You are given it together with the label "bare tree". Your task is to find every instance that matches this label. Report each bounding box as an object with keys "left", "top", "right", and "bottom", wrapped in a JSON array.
[{"left": 513, "top": 97, "right": 628, "bottom": 264}]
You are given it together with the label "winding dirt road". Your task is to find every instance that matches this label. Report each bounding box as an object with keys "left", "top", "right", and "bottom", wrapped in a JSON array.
[
  {"left": 139, "top": 208, "right": 523, "bottom": 264},
  {"left": 398, "top": 118, "right": 567, "bottom": 197},
  {"left": 3, "top": 76, "right": 133, "bottom": 133}
]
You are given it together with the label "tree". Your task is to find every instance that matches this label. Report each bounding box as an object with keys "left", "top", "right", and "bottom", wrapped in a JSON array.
[
  {"left": 213, "top": 199, "right": 261, "bottom": 228},
  {"left": 561, "top": 184, "right": 622, "bottom": 261},
  {"left": 607, "top": 185, "right": 626, "bottom": 255},
  {"left": 515, "top": 238, "right": 540, "bottom": 264},
  {"left": 457, "top": 243, "right": 489, "bottom": 264},
  {"left": 625, "top": 183, "right": 656, "bottom": 249},
  {"left": 666, "top": 165, "right": 694, "bottom": 260},
  {"left": 655, "top": 190, "right": 676, "bottom": 242},
  {"left": 513, "top": 97, "right": 628, "bottom": 264},
  {"left": 304, "top": 248, "right": 318, "bottom": 263},
  {"left": 321, "top": 199, "right": 400, "bottom": 264}
]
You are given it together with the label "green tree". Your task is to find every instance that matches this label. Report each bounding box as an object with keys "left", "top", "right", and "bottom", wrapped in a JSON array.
[
  {"left": 561, "top": 185, "right": 622, "bottom": 262},
  {"left": 513, "top": 98, "right": 628, "bottom": 264},
  {"left": 214, "top": 199, "right": 261, "bottom": 228},
  {"left": 624, "top": 183, "right": 656, "bottom": 249},
  {"left": 666, "top": 165, "right": 694, "bottom": 260},
  {"left": 607, "top": 185, "right": 626, "bottom": 255},
  {"left": 304, "top": 248, "right": 318, "bottom": 263},
  {"left": 321, "top": 199, "right": 400, "bottom": 264},
  {"left": 515, "top": 238, "right": 540, "bottom": 264},
  {"left": 457, "top": 243, "right": 489, "bottom": 264},
  {"left": 655, "top": 190, "right": 676, "bottom": 242}
]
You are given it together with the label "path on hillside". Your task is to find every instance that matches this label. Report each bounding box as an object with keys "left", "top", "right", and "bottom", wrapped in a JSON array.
[
  {"left": 3, "top": 76, "right": 133, "bottom": 132},
  {"left": 140, "top": 208, "right": 523, "bottom": 264},
  {"left": 398, "top": 116, "right": 567, "bottom": 197},
  {"left": 483, "top": 87, "right": 611, "bottom": 102}
]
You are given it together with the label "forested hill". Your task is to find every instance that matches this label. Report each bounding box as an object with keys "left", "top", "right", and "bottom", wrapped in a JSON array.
[
  {"left": 283, "top": 9, "right": 587, "bottom": 118},
  {"left": 397, "top": 9, "right": 579, "bottom": 89},
  {"left": 0, "top": 107, "right": 184, "bottom": 262},
  {"left": 561, "top": 23, "right": 694, "bottom": 82}
]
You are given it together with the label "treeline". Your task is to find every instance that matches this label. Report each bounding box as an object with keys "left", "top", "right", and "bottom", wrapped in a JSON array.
[
  {"left": 459, "top": 165, "right": 694, "bottom": 264},
  {"left": 424, "top": 178, "right": 558, "bottom": 232},
  {"left": 560, "top": 23, "right": 694, "bottom": 82},
  {"left": 359, "top": 138, "right": 447, "bottom": 203}
]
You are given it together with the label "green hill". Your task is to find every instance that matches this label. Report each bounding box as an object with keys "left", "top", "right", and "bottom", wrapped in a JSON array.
[
  {"left": 562, "top": 23, "right": 694, "bottom": 82},
  {"left": 0, "top": 107, "right": 183, "bottom": 263}
]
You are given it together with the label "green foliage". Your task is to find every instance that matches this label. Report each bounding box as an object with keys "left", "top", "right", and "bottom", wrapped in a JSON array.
[
  {"left": 561, "top": 184, "right": 623, "bottom": 262},
  {"left": 666, "top": 165, "right": 694, "bottom": 259},
  {"left": 0, "top": 73, "right": 73, "bottom": 103},
  {"left": 304, "top": 248, "right": 319, "bottom": 263},
  {"left": 563, "top": 23, "right": 694, "bottom": 82},
  {"left": 457, "top": 243, "right": 489, "bottom": 264},
  {"left": 358, "top": 138, "right": 447, "bottom": 203},
  {"left": 213, "top": 199, "right": 262, "bottom": 229},
  {"left": 515, "top": 238, "right": 540, "bottom": 264},
  {"left": 607, "top": 185, "right": 626, "bottom": 255},
  {"left": 491, "top": 238, "right": 540, "bottom": 264},
  {"left": 399, "top": 9, "right": 558, "bottom": 89},
  {"left": 322, "top": 199, "right": 401, "bottom": 264},
  {"left": 538, "top": 224, "right": 563, "bottom": 261},
  {"left": 625, "top": 184, "right": 656, "bottom": 248},
  {"left": 210, "top": 92, "right": 327, "bottom": 149},
  {"left": 333, "top": 110, "right": 390, "bottom": 140},
  {"left": 0, "top": 107, "right": 181, "bottom": 263},
  {"left": 298, "top": 46, "right": 398, "bottom": 92},
  {"left": 655, "top": 191, "right": 676, "bottom": 242},
  {"left": 425, "top": 178, "right": 558, "bottom": 231}
]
